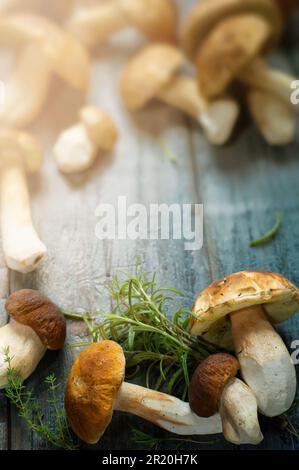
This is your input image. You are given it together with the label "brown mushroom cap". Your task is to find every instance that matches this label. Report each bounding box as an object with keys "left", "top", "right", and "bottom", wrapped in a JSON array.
[
  {"left": 121, "top": 0, "right": 178, "bottom": 43},
  {"left": 190, "top": 271, "right": 299, "bottom": 341},
  {"left": 0, "top": 129, "right": 43, "bottom": 173},
  {"left": 189, "top": 353, "right": 239, "bottom": 417},
  {"left": 182, "top": 0, "right": 283, "bottom": 60},
  {"left": 195, "top": 14, "right": 271, "bottom": 99},
  {"left": 65, "top": 341, "right": 125, "bottom": 444},
  {"left": 5, "top": 289, "right": 66, "bottom": 350},
  {"left": 119, "top": 44, "right": 183, "bottom": 110}
]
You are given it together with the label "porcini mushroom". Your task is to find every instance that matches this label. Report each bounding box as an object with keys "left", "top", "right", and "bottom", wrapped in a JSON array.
[
  {"left": 0, "top": 128, "right": 46, "bottom": 272},
  {"left": 65, "top": 341, "right": 222, "bottom": 445},
  {"left": 189, "top": 271, "right": 298, "bottom": 417},
  {"left": 182, "top": 0, "right": 283, "bottom": 99},
  {"left": 0, "top": 289, "right": 66, "bottom": 388},
  {"left": 0, "top": 13, "right": 91, "bottom": 91},
  {"left": 119, "top": 44, "right": 239, "bottom": 145},
  {"left": 67, "top": 0, "right": 177, "bottom": 48},
  {"left": 53, "top": 106, "right": 118, "bottom": 174},
  {"left": 189, "top": 353, "right": 263, "bottom": 445}
]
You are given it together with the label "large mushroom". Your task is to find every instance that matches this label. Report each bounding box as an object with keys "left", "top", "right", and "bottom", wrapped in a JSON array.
[
  {"left": 53, "top": 106, "right": 118, "bottom": 174},
  {"left": 67, "top": 0, "right": 177, "bottom": 48},
  {"left": 0, "top": 129, "right": 46, "bottom": 273},
  {"left": 189, "top": 353, "right": 263, "bottom": 445},
  {"left": 0, "top": 289, "right": 66, "bottom": 388},
  {"left": 65, "top": 341, "right": 222, "bottom": 445},
  {"left": 189, "top": 271, "right": 298, "bottom": 417},
  {"left": 120, "top": 44, "right": 239, "bottom": 145}
]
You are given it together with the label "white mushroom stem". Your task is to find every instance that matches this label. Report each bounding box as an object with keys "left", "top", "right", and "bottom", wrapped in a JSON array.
[
  {"left": 220, "top": 377, "right": 263, "bottom": 445},
  {"left": 157, "top": 76, "right": 239, "bottom": 145},
  {"left": 68, "top": 3, "right": 126, "bottom": 47},
  {"left": 247, "top": 89, "right": 296, "bottom": 145},
  {"left": 0, "top": 319, "right": 45, "bottom": 388},
  {"left": 230, "top": 305, "right": 296, "bottom": 417},
  {"left": 239, "top": 58, "right": 298, "bottom": 110},
  {"left": 53, "top": 123, "right": 97, "bottom": 174},
  {"left": 115, "top": 381, "right": 222, "bottom": 435},
  {"left": 0, "top": 150, "right": 47, "bottom": 273}
]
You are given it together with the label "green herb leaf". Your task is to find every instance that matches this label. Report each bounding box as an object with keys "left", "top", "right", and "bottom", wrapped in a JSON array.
[
  {"left": 159, "top": 138, "right": 178, "bottom": 163},
  {"left": 3, "top": 347, "right": 77, "bottom": 450},
  {"left": 131, "top": 428, "right": 218, "bottom": 449},
  {"left": 250, "top": 211, "right": 282, "bottom": 247}
]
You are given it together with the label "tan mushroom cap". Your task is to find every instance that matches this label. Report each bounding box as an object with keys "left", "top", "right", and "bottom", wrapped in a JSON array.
[
  {"left": 65, "top": 341, "right": 126, "bottom": 444},
  {"left": 196, "top": 14, "right": 271, "bottom": 99},
  {"left": 121, "top": 0, "right": 178, "bottom": 43},
  {"left": 5, "top": 289, "right": 66, "bottom": 350},
  {"left": 80, "top": 106, "right": 118, "bottom": 152},
  {"left": 0, "top": 128, "right": 43, "bottom": 173},
  {"left": 189, "top": 353, "right": 239, "bottom": 417},
  {"left": 182, "top": 0, "right": 283, "bottom": 60},
  {"left": 190, "top": 270, "right": 299, "bottom": 340},
  {"left": 119, "top": 44, "right": 183, "bottom": 110}
]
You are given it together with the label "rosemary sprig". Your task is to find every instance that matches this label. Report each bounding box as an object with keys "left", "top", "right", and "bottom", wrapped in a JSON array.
[
  {"left": 65, "top": 265, "right": 221, "bottom": 398},
  {"left": 132, "top": 428, "right": 218, "bottom": 449},
  {"left": 250, "top": 211, "right": 282, "bottom": 247},
  {"left": 3, "top": 348, "right": 77, "bottom": 450}
]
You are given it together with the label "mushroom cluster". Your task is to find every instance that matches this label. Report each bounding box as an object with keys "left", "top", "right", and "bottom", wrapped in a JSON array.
[
  {"left": 182, "top": 0, "right": 298, "bottom": 145},
  {"left": 64, "top": 341, "right": 266, "bottom": 446}
]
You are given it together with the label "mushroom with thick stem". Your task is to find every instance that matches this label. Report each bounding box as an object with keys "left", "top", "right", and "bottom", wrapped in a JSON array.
[
  {"left": 0, "top": 128, "right": 46, "bottom": 273},
  {"left": 67, "top": 0, "right": 177, "bottom": 48},
  {"left": 65, "top": 341, "right": 222, "bottom": 445},
  {"left": 182, "top": 0, "right": 283, "bottom": 100},
  {"left": 189, "top": 271, "right": 298, "bottom": 417},
  {"left": 119, "top": 44, "right": 239, "bottom": 145},
  {"left": 189, "top": 353, "right": 263, "bottom": 445},
  {"left": 0, "top": 289, "right": 66, "bottom": 388},
  {"left": 53, "top": 106, "right": 118, "bottom": 174}
]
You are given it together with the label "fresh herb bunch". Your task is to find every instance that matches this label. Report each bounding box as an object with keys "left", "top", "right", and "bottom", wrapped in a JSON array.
[
  {"left": 67, "top": 265, "right": 220, "bottom": 400},
  {"left": 3, "top": 348, "right": 77, "bottom": 450}
]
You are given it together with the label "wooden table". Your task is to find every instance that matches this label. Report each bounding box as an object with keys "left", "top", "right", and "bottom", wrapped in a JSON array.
[{"left": 0, "top": 0, "right": 299, "bottom": 450}]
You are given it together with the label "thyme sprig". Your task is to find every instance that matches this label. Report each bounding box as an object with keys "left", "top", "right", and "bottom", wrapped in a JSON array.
[
  {"left": 3, "top": 348, "right": 77, "bottom": 450},
  {"left": 66, "top": 265, "right": 221, "bottom": 399}
]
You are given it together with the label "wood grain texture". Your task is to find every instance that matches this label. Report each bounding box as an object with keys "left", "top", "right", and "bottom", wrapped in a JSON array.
[{"left": 0, "top": 0, "right": 299, "bottom": 450}]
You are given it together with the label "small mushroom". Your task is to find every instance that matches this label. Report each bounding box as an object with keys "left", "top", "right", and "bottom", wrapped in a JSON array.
[
  {"left": 0, "top": 13, "right": 91, "bottom": 91},
  {"left": 120, "top": 44, "right": 239, "bottom": 145},
  {"left": 189, "top": 271, "right": 298, "bottom": 417},
  {"left": 247, "top": 89, "right": 296, "bottom": 145},
  {"left": 0, "top": 43, "right": 52, "bottom": 128},
  {"left": 0, "top": 128, "right": 46, "bottom": 273},
  {"left": 0, "top": 289, "right": 66, "bottom": 388},
  {"left": 65, "top": 341, "right": 222, "bottom": 444},
  {"left": 195, "top": 14, "right": 271, "bottom": 100},
  {"left": 189, "top": 353, "right": 263, "bottom": 445},
  {"left": 53, "top": 106, "right": 118, "bottom": 174},
  {"left": 67, "top": 0, "right": 177, "bottom": 48}
]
